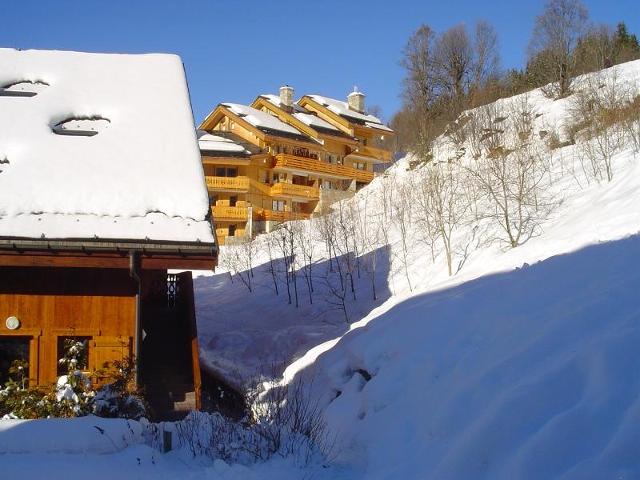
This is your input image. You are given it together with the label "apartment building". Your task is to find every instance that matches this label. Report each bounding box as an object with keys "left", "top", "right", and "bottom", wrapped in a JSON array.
[{"left": 198, "top": 86, "right": 393, "bottom": 245}]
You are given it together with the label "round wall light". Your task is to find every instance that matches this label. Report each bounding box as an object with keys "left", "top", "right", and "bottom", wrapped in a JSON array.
[{"left": 5, "top": 316, "right": 20, "bottom": 330}]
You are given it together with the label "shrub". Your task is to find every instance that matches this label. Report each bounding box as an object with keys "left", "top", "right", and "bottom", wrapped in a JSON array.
[{"left": 0, "top": 342, "right": 147, "bottom": 420}]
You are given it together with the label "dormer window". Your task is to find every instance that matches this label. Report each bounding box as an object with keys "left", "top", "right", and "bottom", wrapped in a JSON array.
[
  {"left": 52, "top": 116, "right": 110, "bottom": 137},
  {"left": 0, "top": 80, "right": 49, "bottom": 97}
]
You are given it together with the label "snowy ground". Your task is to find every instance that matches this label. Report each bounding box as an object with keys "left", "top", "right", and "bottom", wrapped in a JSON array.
[{"left": 3, "top": 60, "right": 640, "bottom": 478}]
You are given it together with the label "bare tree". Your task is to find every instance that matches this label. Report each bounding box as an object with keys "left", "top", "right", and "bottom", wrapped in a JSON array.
[
  {"left": 400, "top": 24, "right": 440, "bottom": 155},
  {"left": 221, "top": 239, "right": 256, "bottom": 292},
  {"left": 418, "top": 161, "right": 470, "bottom": 276},
  {"left": 391, "top": 183, "right": 414, "bottom": 291},
  {"left": 472, "top": 20, "right": 501, "bottom": 90},
  {"left": 571, "top": 69, "right": 629, "bottom": 182},
  {"left": 433, "top": 24, "right": 473, "bottom": 103},
  {"left": 293, "top": 220, "right": 317, "bottom": 305},
  {"left": 466, "top": 100, "right": 555, "bottom": 248},
  {"left": 263, "top": 234, "right": 280, "bottom": 295},
  {"left": 528, "top": 0, "right": 589, "bottom": 98}
]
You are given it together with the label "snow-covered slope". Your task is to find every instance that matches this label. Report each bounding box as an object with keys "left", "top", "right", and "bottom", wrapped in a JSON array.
[
  {"left": 3, "top": 59, "right": 640, "bottom": 480},
  {"left": 194, "top": 59, "right": 640, "bottom": 478}
]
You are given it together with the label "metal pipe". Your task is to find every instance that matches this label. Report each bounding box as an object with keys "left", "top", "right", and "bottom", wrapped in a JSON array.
[{"left": 129, "top": 251, "right": 142, "bottom": 386}]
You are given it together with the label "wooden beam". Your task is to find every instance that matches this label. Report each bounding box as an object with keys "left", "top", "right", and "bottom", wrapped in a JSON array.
[{"left": 0, "top": 252, "right": 217, "bottom": 270}]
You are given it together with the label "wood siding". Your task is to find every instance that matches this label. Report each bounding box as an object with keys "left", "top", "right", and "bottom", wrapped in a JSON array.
[{"left": 0, "top": 267, "right": 136, "bottom": 385}]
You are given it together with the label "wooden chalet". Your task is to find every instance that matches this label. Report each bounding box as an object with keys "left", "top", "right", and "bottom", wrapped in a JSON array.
[
  {"left": 0, "top": 48, "right": 217, "bottom": 420},
  {"left": 198, "top": 86, "right": 394, "bottom": 245}
]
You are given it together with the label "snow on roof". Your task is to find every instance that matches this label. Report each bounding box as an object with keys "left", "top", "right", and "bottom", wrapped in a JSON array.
[
  {"left": 365, "top": 121, "right": 394, "bottom": 133},
  {"left": 293, "top": 112, "right": 341, "bottom": 132},
  {"left": 197, "top": 129, "right": 249, "bottom": 154},
  {"left": 222, "top": 102, "right": 308, "bottom": 138},
  {"left": 259, "top": 93, "right": 342, "bottom": 133},
  {"left": 307, "top": 94, "right": 388, "bottom": 127},
  {"left": 0, "top": 48, "right": 214, "bottom": 244}
]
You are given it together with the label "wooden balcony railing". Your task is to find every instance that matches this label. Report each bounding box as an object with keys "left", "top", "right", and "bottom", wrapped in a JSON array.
[
  {"left": 211, "top": 205, "right": 249, "bottom": 221},
  {"left": 270, "top": 182, "right": 320, "bottom": 199},
  {"left": 205, "top": 176, "right": 250, "bottom": 191},
  {"left": 254, "top": 208, "right": 311, "bottom": 222},
  {"left": 273, "top": 153, "right": 374, "bottom": 183}
]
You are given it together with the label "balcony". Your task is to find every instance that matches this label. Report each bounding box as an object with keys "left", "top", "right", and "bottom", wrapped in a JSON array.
[
  {"left": 205, "top": 176, "right": 250, "bottom": 192},
  {"left": 270, "top": 182, "right": 320, "bottom": 200},
  {"left": 211, "top": 205, "right": 248, "bottom": 222},
  {"left": 254, "top": 208, "right": 310, "bottom": 222},
  {"left": 273, "top": 154, "right": 373, "bottom": 183}
]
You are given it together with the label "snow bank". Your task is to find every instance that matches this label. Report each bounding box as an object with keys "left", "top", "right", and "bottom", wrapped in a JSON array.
[
  {"left": 0, "top": 416, "right": 143, "bottom": 454},
  {"left": 195, "top": 59, "right": 640, "bottom": 478},
  {"left": 0, "top": 48, "right": 213, "bottom": 243}
]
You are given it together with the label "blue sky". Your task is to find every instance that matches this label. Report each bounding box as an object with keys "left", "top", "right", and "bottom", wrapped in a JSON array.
[{"left": 2, "top": 1, "right": 638, "bottom": 124}]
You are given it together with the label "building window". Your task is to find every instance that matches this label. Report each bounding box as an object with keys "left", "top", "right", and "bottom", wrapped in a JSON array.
[
  {"left": 229, "top": 196, "right": 238, "bottom": 207},
  {"left": 354, "top": 162, "right": 367, "bottom": 171},
  {"left": 272, "top": 200, "right": 285, "bottom": 211},
  {"left": 0, "top": 336, "right": 30, "bottom": 384},
  {"left": 57, "top": 337, "right": 90, "bottom": 376},
  {"left": 214, "top": 167, "right": 237, "bottom": 177},
  {"left": 228, "top": 225, "right": 236, "bottom": 237}
]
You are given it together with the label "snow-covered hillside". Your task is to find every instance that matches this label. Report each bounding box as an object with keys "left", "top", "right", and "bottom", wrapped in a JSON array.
[
  {"left": 193, "top": 59, "right": 640, "bottom": 478},
  {"left": 3, "top": 59, "right": 640, "bottom": 479}
]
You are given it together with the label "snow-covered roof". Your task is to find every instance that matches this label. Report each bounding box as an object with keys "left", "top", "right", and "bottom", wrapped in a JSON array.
[
  {"left": 0, "top": 48, "right": 214, "bottom": 245},
  {"left": 365, "top": 121, "right": 394, "bottom": 133},
  {"left": 222, "top": 102, "right": 309, "bottom": 140},
  {"left": 260, "top": 93, "right": 342, "bottom": 134},
  {"left": 307, "top": 94, "right": 389, "bottom": 128},
  {"left": 259, "top": 93, "right": 343, "bottom": 134},
  {"left": 197, "top": 129, "right": 250, "bottom": 155}
]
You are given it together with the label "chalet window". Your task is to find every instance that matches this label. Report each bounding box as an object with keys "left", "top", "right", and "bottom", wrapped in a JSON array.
[
  {"left": 52, "top": 117, "right": 110, "bottom": 137},
  {"left": 215, "top": 167, "right": 238, "bottom": 177},
  {"left": 0, "top": 80, "right": 49, "bottom": 97},
  {"left": 229, "top": 196, "right": 238, "bottom": 207},
  {"left": 0, "top": 336, "right": 30, "bottom": 384},
  {"left": 272, "top": 200, "right": 285, "bottom": 211},
  {"left": 56, "top": 336, "right": 90, "bottom": 376},
  {"left": 354, "top": 162, "right": 367, "bottom": 171},
  {"left": 228, "top": 225, "right": 236, "bottom": 237}
]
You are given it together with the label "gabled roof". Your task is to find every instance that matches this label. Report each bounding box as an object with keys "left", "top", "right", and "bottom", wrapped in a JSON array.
[
  {"left": 0, "top": 48, "right": 215, "bottom": 247},
  {"left": 221, "top": 102, "right": 312, "bottom": 142},
  {"left": 197, "top": 130, "right": 255, "bottom": 157},
  {"left": 304, "top": 94, "right": 393, "bottom": 132},
  {"left": 259, "top": 94, "right": 340, "bottom": 132}
]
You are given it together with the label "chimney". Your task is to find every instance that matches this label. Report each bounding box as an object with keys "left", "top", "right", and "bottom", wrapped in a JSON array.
[
  {"left": 347, "top": 87, "right": 365, "bottom": 113},
  {"left": 280, "top": 85, "right": 294, "bottom": 108}
]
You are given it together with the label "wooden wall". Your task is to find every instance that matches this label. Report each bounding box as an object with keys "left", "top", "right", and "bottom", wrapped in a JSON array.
[{"left": 0, "top": 267, "right": 137, "bottom": 385}]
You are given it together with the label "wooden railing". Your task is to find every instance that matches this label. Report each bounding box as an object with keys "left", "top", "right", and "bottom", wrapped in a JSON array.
[
  {"left": 270, "top": 182, "right": 320, "bottom": 199},
  {"left": 254, "top": 208, "right": 310, "bottom": 222},
  {"left": 205, "top": 176, "right": 250, "bottom": 191},
  {"left": 211, "top": 205, "right": 249, "bottom": 221},
  {"left": 273, "top": 154, "right": 374, "bottom": 183}
]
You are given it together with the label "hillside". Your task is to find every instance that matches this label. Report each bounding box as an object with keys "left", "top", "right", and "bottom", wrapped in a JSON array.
[
  {"left": 2, "top": 59, "right": 640, "bottom": 480},
  {"left": 194, "top": 59, "right": 640, "bottom": 478}
]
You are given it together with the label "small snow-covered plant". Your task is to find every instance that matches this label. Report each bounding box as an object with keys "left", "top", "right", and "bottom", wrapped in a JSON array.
[
  {"left": 92, "top": 356, "right": 147, "bottom": 420},
  {"left": 0, "top": 360, "right": 46, "bottom": 419},
  {"left": 248, "top": 375, "right": 333, "bottom": 465},
  {"left": 52, "top": 339, "right": 94, "bottom": 417},
  {"left": 173, "top": 375, "right": 332, "bottom": 467}
]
